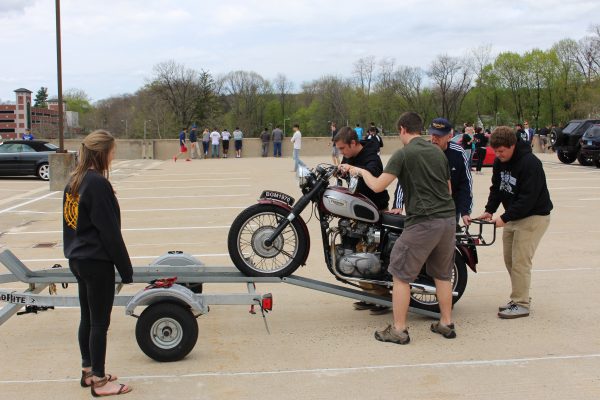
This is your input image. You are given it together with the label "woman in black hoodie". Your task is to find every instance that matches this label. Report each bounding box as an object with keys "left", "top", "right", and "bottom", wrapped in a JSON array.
[{"left": 63, "top": 130, "right": 133, "bottom": 396}]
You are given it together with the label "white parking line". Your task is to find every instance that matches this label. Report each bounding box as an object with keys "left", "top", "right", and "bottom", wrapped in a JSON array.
[
  {"left": 0, "top": 191, "right": 58, "bottom": 215},
  {"left": 21, "top": 253, "right": 230, "bottom": 263},
  {"left": 5, "top": 225, "right": 231, "bottom": 235},
  {"left": 8, "top": 206, "right": 247, "bottom": 214},
  {"left": 2, "top": 353, "right": 599, "bottom": 384},
  {"left": 115, "top": 184, "right": 251, "bottom": 190},
  {"left": 41, "top": 194, "right": 251, "bottom": 201},
  {"left": 115, "top": 177, "right": 250, "bottom": 184}
]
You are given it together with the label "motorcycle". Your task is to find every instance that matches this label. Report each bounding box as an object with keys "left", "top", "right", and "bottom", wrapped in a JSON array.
[{"left": 227, "top": 162, "right": 495, "bottom": 312}]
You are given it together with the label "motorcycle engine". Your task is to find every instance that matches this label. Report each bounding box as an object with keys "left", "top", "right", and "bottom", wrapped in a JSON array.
[
  {"left": 335, "top": 219, "right": 383, "bottom": 277},
  {"left": 336, "top": 248, "right": 382, "bottom": 277}
]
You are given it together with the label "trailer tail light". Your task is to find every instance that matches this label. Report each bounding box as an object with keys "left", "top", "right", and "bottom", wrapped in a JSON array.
[{"left": 262, "top": 294, "right": 273, "bottom": 311}]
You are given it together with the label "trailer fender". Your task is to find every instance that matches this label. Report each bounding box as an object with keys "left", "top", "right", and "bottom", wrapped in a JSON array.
[{"left": 125, "top": 284, "right": 207, "bottom": 317}]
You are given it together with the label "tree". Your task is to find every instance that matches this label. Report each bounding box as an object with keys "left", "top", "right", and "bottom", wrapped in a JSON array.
[
  {"left": 33, "top": 87, "right": 48, "bottom": 108},
  {"left": 148, "top": 60, "right": 216, "bottom": 128},
  {"left": 428, "top": 55, "right": 472, "bottom": 122},
  {"left": 494, "top": 52, "right": 528, "bottom": 121},
  {"left": 273, "top": 73, "right": 294, "bottom": 121},
  {"left": 353, "top": 57, "right": 376, "bottom": 123}
]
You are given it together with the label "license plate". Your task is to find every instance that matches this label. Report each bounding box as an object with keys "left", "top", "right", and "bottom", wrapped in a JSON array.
[{"left": 260, "top": 191, "right": 295, "bottom": 207}]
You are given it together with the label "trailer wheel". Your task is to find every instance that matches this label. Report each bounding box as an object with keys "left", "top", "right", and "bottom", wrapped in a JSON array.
[{"left": 135, "top": 302, "right": 198, "bottom": 362}]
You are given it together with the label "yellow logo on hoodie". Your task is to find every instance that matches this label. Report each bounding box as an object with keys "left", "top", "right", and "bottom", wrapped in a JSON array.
[{"left": 64, "top": 193, "right": 79, "bottom": 230}]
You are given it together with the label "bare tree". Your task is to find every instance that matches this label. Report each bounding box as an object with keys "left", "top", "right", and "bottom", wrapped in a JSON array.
[
  {"left": 219, "top": 70, "right": 272, "bottom": 135},
  {"left": 428, "top": 55, "right": 473, "bottom": 122},
  {"left": 273, "top": 73, "right": 294, "bottom": 119},
  {"left": 353, "top": 57, "right": 376, "bottom": 123},
  {"left": 471, "top": 44, "right": 493, "bottom": 123},
  {"left": 395, "top": 66, "right": 432, "bottom": 120},
  {"left": 147, "top": 60, "right": 216, "bottom": 128}
]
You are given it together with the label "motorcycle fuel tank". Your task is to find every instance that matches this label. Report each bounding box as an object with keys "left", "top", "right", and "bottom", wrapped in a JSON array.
[{"left": 321, "top": 187, "right": 379, "bottom": 223}]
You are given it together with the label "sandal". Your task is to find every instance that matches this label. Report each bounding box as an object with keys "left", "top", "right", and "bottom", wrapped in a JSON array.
[
  {"left": 90, "top": 376, "right": 132, "bottom": 397},
  {"left": 81, "top": 370, "right": 117, "bottom": 388}
]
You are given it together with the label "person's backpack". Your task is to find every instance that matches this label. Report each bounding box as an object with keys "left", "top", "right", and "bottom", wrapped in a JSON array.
[{"left": 376, "top": 134, "right": 383, "bottom": 147}]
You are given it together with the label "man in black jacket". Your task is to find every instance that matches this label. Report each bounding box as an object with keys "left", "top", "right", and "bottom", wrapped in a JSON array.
[
  {"left": 336, "top": 126, "right": 391, "bottom": 314},
  {"left": 391, "top": 117, "right": 472, "bottom": 226},
  {"left": 477, "top": 126, "right": 552, "bottom": 319},
  {"left": 335, "top": 126, "right": 389, "bottom": 211}
]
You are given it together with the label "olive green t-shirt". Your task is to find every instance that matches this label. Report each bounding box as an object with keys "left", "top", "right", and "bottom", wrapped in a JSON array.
[{"left": 383, "top": 137, "right": 455, "bottom": 227}]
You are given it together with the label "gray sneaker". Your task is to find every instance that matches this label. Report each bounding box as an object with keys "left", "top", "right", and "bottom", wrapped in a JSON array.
[
  {"left": 498, "top": 303, "right": 530, "bottom": 319},
  {"left": 374, "top": 324, "right": 410, "bottom": 344},
  {"left": 498, "top": 300, "right": 515, "bottom": 312},
  {"left": 430, "top": 321, "right": 457, "bottom": 339}
]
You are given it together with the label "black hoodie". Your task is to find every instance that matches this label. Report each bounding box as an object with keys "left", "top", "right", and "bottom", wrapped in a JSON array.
[
  {"left": 341, "top": 139, "right": 390, "bottom": 210},
  {"left": 63, "top": 170, "right": 133, "bottom": 283},
  {"left": 485, "top": 139, "right": 553, "bottom": 222}
]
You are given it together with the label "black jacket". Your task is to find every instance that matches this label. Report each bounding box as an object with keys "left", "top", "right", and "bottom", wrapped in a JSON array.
[
  {"left": 485, "top": 140, "right": 553, "bottom": 222},
  {"left": 63, "top": 170, "right": 133, "bottom": 283},
  {"left": 342, "top": 139, "right": 390, "bottom": 210}
]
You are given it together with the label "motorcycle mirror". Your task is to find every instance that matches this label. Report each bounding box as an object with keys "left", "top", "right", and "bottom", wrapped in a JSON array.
[{"left": 348, "top": 175, "right": 359, "bottom": 194}]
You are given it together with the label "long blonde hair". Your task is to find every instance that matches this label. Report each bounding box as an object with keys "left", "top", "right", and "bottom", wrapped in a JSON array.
[{"left": 68, "top": 130, "right": 115, "bottom": 195}]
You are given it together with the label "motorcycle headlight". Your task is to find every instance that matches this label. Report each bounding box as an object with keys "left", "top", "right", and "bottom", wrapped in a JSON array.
[{"left": 297, "top": 165, "right": 311, "bottom": 188}]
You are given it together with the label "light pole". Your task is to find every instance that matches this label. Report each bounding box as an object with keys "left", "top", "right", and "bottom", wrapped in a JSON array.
[
  {"left": 283, "top": 117, "right": 290, "bottom": 136},
  {"left": 121, "top": 119, "right": 128, "bottom": 138}
]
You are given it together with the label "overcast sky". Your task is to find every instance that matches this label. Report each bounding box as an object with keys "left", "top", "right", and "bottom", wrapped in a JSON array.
[{"left": 1, "top": 0, "right": 599, "bottom": 103}]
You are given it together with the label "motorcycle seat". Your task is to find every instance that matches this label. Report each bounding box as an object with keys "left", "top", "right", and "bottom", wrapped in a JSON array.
[{"left": 381, "top": 212, "right": 405, "bottom": 229}]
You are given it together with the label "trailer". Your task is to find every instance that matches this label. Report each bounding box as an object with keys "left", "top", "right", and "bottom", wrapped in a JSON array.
[{"left": 0, "top": 249, "right": 444, "bottom": 362}]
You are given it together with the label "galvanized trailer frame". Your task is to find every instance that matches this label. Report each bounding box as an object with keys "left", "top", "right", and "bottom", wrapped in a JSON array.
[{"left": 0, "top": 249, "right": 439, "bottom": 361}]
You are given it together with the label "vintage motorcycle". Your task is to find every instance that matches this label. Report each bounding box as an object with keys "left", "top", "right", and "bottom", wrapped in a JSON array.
[{"left": 227, "top": 162, "right": 494, "bottom": 312}]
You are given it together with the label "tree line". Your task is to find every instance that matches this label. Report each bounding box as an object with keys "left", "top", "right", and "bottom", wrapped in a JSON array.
[{"left": 38, "top": 26, "right": 600, "bottom": 138}]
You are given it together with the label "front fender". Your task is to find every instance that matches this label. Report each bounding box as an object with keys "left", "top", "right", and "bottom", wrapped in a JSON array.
[{"left": 258, "top": 199, "right": 311, "bottom": 266}]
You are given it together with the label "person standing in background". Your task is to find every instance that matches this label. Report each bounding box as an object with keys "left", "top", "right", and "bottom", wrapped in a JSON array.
[
  {"left": 201, "top": 128, "right": 210, "bottom": 159},
  {"left": 189, "top": 125, "right": 198, "bottom": 159},
  {"left": 233, "top": 127, "right": 243, "bottom": 158},
  {"left": 260, "top": 127, "right": 271, "bottom": 157},
  {"left": 210, "top": 128, "right": 221, "bottom": 158},
  {"left": 474, "top": 127, "right": 488, "bottom": 174},
  {"left": 221, "top": 128, "right": 231, "bottom": 158},
  {"left": 173, "top": 128, "right": 190, "bottom": 162},
  {"left": 272, "top": 125, "right": 284, "bottom": 157},
  {"left": 330, "top": 122, "right": 340, "bottom": 165},
  {"left": 355, "top": 123, "right": 364, "bottom": 140},
  {"left": 291, "top": 124, "right": 302, "bottom": 171}
]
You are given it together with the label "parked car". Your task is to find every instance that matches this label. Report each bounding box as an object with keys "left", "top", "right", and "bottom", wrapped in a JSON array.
[
  {"left": 450, "top": 135, "right": 496, "bottom": 167},
  {"left": 579, "top": 124, "right": 600, "bottom": 168},
  {"left": 551, "top": 119, "right": 600, "bottom": 165},
  {"left": 0, "top": 140, "right": 76, "bottom": 181}
]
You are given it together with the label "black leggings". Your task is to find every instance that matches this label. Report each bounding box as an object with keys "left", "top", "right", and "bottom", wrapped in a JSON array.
[
  {"left": 69, "top": 259, "right": 115, "bottom": 377},
  {"left": 475, "top": 147, "right": 487, "bottom": 172}
]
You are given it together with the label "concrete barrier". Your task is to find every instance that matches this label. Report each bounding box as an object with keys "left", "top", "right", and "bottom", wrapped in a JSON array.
[{"left": 51, "top": 135, "right": 551, "bottom": 160}]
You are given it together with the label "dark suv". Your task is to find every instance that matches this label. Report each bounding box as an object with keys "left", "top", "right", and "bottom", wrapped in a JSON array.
[
  {"left": 579, "top": 124, "right": 600, "bottom": 168},
  {"left": 551, "top": 119, "right": 600, "bottom": 165}
]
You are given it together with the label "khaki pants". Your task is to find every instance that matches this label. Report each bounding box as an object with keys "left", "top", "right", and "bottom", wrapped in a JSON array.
[{"left": 502, "top": 215, "right": 550, "bottom": 308}]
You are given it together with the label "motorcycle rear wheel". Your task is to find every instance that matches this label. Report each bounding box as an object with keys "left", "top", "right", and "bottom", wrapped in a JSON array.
[
  {"left": 228, "top": 204, "right": 308, "bottom": 277},
  {"left": 409, "top": 250, "right": 468, "bottom": 313}
]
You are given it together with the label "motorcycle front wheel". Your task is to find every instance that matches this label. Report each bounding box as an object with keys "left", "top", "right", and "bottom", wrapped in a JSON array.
[
  {"left": 409, "top": 249, "right": 468, "bottom": 313},
  {"left": 227, "top": 204, "right": 308, "bottom": 277}
]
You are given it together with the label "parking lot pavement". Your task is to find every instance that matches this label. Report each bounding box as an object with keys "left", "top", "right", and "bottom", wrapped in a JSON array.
[{"left": 1, "top": 154, "right": 599, "bottom": 400}]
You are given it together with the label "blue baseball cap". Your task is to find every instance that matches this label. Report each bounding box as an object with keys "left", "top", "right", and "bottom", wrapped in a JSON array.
[{"left": 428, "top": 118, "right": 453, "bottom": 136}]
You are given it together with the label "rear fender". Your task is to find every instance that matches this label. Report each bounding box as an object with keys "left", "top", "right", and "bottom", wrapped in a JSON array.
[
  {"left": 257, "top": 199, "right": 311, "bottom": 265},
  {"left": 457, "top": 244, "right": 477, "bottom": 273}
]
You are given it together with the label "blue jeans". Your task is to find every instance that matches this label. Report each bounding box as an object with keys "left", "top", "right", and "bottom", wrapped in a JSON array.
[
  {"left": 211, "top": 144, "right": 219, "bottom": 158},
  {"left": 293, "top": 148, "right": 300, "bottom": 171},
  {"left": 273, "top": 142, "right": 282, "bottom": 157}
]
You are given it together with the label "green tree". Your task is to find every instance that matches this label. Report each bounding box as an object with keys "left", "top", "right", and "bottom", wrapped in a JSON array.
[{"left": 33, "top": 87, "right": 48, "bottom": 108}]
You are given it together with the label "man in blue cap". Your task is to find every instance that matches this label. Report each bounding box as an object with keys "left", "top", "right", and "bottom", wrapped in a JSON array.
[{"left": 391, "top": 117, "right": 473, "bottom": 226}]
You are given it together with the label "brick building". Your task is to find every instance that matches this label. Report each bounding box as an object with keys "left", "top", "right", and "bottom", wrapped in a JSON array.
[{"left": 0, "top": 88, "right": 78, "bottom": 140}]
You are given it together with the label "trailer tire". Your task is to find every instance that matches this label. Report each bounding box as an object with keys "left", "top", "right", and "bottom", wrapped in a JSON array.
[{"left": 135, "top": 302, "right": 198, "bottom": 362}]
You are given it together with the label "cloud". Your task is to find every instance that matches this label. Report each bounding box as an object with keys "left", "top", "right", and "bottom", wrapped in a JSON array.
[{"left": 0, "top": 0, "right": 34, "bottom": 15}]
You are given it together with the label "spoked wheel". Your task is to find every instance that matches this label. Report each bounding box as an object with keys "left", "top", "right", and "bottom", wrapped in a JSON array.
[
  {"left": 228, "top": 204, "right": 308, "bottom": 277},
  {"left": 409, "top": 250, "right": 468, "bottom": 313}
]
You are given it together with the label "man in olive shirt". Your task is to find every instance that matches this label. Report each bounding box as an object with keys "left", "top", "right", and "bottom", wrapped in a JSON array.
[{"left": 345, "top": 112, "right": 457, "bottom": 345}]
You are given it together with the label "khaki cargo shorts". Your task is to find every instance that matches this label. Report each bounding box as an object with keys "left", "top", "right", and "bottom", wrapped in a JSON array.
[{"left": 388, "top": 217, "right": 455, "bottom": 283}]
